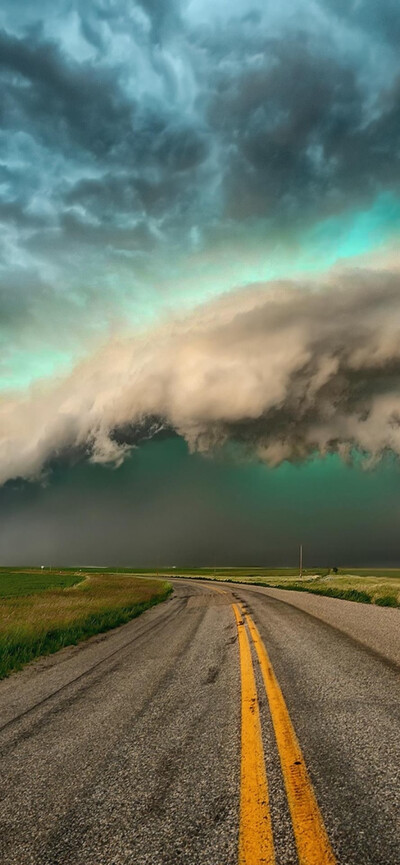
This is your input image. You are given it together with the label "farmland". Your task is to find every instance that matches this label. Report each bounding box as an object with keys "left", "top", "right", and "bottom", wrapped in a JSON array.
[
  {"left": 1, "top": 563, "right": 399, "bottom": 681},
  {"left": 0, "top": 569, "right": 172, "bottom": 679},
  {"left": 0, "top": 569, "right": 83, "bottom": 598},
  {"left": 162, "top": 566, "right": 400, "bottom": 606}
]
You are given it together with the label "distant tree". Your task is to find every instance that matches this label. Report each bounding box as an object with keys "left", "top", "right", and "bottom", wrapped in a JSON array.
[{"left": 332, "top": 566, "right": 338, "bottom": 574}]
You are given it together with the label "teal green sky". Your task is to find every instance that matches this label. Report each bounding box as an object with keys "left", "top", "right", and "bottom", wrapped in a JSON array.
[
  {"left": 1, "top": 1, "right": 400, "bottom": 562},
  {"left": 1, "top": 438, "right": 400, "bottom": 565},
  {"left": 2, "top": 191, "right": 400, "bottom": 392}
]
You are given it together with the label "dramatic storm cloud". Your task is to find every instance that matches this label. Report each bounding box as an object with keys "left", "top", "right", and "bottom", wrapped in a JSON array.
[
  {"left": 2, "top": 266, "right": 400, "bottom": 483},
  {"left": 1, "top": 0, "right": 400, "bottom": 388},
  {"left": 1, "top": 1, "right": 400, "bottom": 562}
]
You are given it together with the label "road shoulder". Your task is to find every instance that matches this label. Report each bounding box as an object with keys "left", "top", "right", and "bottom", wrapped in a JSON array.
[{"left": 231, "top": 584, "right": 400, "bottom": 667}]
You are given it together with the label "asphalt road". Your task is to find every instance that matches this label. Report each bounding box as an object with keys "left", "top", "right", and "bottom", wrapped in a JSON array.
[{"left": 0, "top": 580, "right": 399, "bottom": 865}]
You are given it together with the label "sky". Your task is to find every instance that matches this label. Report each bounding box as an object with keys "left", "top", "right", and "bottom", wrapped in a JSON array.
[{"left": 1, "top": 0, "right": 400, "bottom": 565}]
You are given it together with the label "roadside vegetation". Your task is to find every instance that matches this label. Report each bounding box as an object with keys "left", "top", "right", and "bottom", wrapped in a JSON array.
[
  {"left": 0, "top": 570, "right": 172, "bottom": 679},
  {"left": 252, "top": 574, "right": 400, "bottom": 607},
  {"left": 133, "top": 566, "right": 400, "bottom": 608},
  {"left": 0, "top": 563, "right": 397, "bottom": 681}
]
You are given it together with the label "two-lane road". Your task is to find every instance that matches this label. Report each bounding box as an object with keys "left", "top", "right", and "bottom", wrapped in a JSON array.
[{"left": 0, "top": 580, "right": 399, "bottom": 864}]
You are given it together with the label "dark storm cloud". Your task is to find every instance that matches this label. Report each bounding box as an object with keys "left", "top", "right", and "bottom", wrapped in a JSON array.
[
  {"left": 135, "top": 0, "right": 181, "bottom": 39},
  {"left": 206, "top": 37, "right": 400, "bottom": 227},
  {"left": 1, "top": 438, "right": 400, "bottom": 567},
  {"left": 0, "top": 30, "right": 134, "bottom": 160},
  {"left": 0, "top": 9, "right": 209, "bottom": 336},
  {"left": 0, "top": 27, "right": 209, "bottom": 170},
  {"left": 0, "top": 268, "right": 52, "bottom": 325},
  {"left": 1, "top": 0, "right": 400, "bottom": 262},
  {"left": 3, "top": 267, "right": 400, "bottom": 483},
  {"left": 2, "top": 1, "right": 400, "bottom": 564},
  {"left": 61, "top": 210, "right": 155, "bottom": 254},
  {"left": 1, "top": 0, "right": 400, "bottom": 380},
  {"left": 321, "top": 0, "right": 400, "bottom": 47}
]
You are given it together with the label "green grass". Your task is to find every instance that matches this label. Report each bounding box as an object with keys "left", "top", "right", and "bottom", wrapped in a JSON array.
[
  {"left": 68, "top": 565, "right": 400, "bottom": 608},
  {"left": 374, "top": 595, "right": 399, "bottom": 607},
  {"left": 0, "top": 570, "right": 84, "bottom": 598},
  {"left": 141, "top": 567, "right": 400, "bottom": 607},
  {"left": 0, "top": 564, "right": 398, "bottom": 682},
  {"left": 252, "top": 583, "right": 374, "bottom": 604},
  {"left": 0, "top": 572, "right": 172, "bottom": 680},
  {"left": 337, "top": 568, "right": 400, "bottom": 578}
]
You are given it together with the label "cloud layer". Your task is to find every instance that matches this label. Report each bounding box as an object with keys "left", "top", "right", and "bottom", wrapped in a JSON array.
[
  {"left": 2, "top": 0, "right": 400, "bottom": 389},
  {"left": 2, "top": 267, "right": 400, "bottom": 484}
]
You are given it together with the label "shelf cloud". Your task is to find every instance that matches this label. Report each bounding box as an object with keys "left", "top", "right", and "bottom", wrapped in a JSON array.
[
  {"left": 2, "top": 2, "right": 400, "bottom": 562},
  {"left": 2, "top": 265, "right": 400, "bottom": 484}
]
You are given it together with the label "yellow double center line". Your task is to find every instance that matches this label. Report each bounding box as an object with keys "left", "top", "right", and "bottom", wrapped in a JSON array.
[
  {"left": 233, "top": 601, "right": 336, "bottom": 865},
  {"left": 233, "top": 604, "right": 275, "bottom": 864}
]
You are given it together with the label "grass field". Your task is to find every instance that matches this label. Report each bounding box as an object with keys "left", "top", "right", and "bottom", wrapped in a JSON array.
[
  {"left": 157, "top": 566, "right": 400, "bottom": 607},
  {"left": 1, "top": 564, "right": 398, "bottom": 680},
  {"left": 0, "top": 571, "right": 172, "bottom": 679},
  {"left": 0, "top": 570, "right": 83, "bottom": 598},
  {"left": 12, "top": 565, "right": 396, "bottom": 606}
]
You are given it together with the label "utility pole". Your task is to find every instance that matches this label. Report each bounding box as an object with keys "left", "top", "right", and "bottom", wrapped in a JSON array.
[{"left": 299, "top": 544, "right": 303, "bottom": 578}]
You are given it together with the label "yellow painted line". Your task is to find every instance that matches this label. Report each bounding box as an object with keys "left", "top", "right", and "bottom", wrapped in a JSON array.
[
  {"left": 245, "top": 613, "right": 336, "bottom": 865},
  {"left": 232, "top": 603, "right": 275, "bottom": 865}
]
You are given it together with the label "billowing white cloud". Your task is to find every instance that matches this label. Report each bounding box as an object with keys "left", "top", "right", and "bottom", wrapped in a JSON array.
[{"left": 2, "top": 265, "right": 400, "bottom": 484}]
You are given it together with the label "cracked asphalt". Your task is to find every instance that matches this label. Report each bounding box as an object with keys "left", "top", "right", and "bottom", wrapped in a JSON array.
[{"left": 0, "top": 579, "right": 399, "bottom": 864}]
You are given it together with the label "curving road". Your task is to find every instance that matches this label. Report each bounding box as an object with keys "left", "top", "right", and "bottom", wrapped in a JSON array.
[{"left": 0, "top": 579, "right": 399, "bottom": 864}]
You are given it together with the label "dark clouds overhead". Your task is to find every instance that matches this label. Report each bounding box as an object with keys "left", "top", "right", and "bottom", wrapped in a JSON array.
[
  {"left": 1, "top": 1, "right": 400, "bottom": 563},
  {"left": 1, "top": 0, "right": 400, "bottom": 355},
  {"left": 1, "top": 438, "right": 400, "bottom": 567},
  {"left": 321, "top": 0, "right": 400, "bottom": 46}
]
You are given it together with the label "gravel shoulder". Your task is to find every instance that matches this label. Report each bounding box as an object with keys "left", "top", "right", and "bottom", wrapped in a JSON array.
[
  {"left": 229, "top": 583, "right": 400, "bottom": 666},
  {"left": 0, "top": 579, "right": 398, "bottom": 865}
]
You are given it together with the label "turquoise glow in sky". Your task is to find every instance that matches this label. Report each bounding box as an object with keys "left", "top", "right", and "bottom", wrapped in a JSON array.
[
  {"left": 2, "top": 190, "right": 400, "bottom": 391},
  {"left": 1, "top": 437, "right": 400, "bottom": 565},
  {"left": 1, "top": 1, "right": 400, "bottom": 562},
  {"left": 1, "top": 0, "right": 400, "bottom": 393}
]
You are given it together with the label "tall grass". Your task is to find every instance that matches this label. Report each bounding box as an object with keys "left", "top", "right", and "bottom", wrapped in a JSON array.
[
  {"left": 167, "top": 569, "right": 400, "bottom": 607},
  {"left": 254, "top": 582, "right": 374, "bottom": 604},
  {"left": 0, "top": 573, "right": 172, "bottom": 679},
  {"left": 251, "top": 573, "right": 400, "bottom": 606}
]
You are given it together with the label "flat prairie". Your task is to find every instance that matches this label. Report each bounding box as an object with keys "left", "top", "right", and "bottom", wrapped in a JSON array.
[
  {"left": 0, "top": 570, "right": 172, "bottom": 679},
  {"left": 134, "top": 566, "right": 400, "bottom": 607}
]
